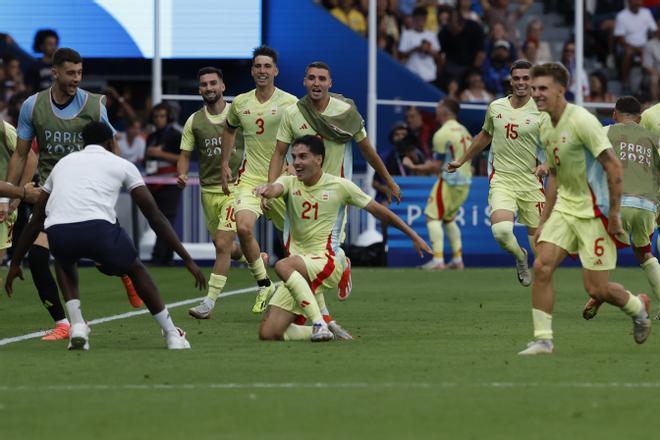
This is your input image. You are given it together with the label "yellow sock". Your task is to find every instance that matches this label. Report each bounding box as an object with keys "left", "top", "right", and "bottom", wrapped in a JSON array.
[
  {"left": 621, "top": 291, "right": 643, "bottom": 317},
  {"left": 427, "top": 220, "right": 444, "bottom": 260},
  {"left": 283, "top": 324, "right": 313, "bottom": 341},
  {"left": 641, "top": 257, "right": 660, "bottom": 300},
  {"left": 207, "top": 273, "right": 227, "bottom": 301},
  {"left": 248, "top": 258, "right": 268, "bottom": 282},
  {"left": 492, "top": 221, "right": 525, "bottom": 261},
  {"left": 445, "top": 221, "right": 462, "bottom": 260},
  {"left": 527, "top": 234, "right": 537, "bottom": 256},
  {"left": 285, "top": 271, "right": 322, "bottom": 323},
  {"left": 532, "top": 308, "right": 553, "bottom": 340}
]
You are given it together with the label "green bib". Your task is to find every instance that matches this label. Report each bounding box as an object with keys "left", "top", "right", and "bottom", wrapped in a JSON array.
[
  {"left": 0, "top": 123, "right": 13, "bottom": 181},
  {"left": 32, "top": 88, "right": 102, "bottom": 182},
  {"left": 608, "top": 123, "right": 660, "bottom": 203},
  {"left": 191, "top": 108, "right": 244, "bottom": 187}
]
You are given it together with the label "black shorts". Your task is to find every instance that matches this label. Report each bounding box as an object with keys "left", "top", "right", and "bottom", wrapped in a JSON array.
[{"left": 47, "top": 219, "right": 138, "bottom": 275}]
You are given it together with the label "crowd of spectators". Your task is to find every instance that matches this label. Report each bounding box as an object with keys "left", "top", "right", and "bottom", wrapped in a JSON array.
[{"left": 321, "top": 0, "right": 660, "bottom": 103}]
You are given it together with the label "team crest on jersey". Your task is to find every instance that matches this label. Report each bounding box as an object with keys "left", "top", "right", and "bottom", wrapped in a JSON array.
[
  {"left": 322, "top": 191, "right": 330, "bottom": 201},
  {"left": 560, "top": 131, "right": 568, "bottom": 143},
  {"left": 524, "top": 119, "right": 531, "bottom": 125},
  {"left": 271, "top": 105, "right": 277, "bottom": 115}
]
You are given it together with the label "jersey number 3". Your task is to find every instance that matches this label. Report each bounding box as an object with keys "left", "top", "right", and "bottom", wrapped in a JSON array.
[{"left": 255, "top": 118, "right": 265, "bottom": 135}]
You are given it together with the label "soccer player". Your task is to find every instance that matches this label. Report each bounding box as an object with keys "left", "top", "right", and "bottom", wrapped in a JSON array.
[
  {"left": 640, "top": 102, "right": 660, "bottom": 139},
  {"left": 269, "top": 61, "right": 401, "bottom": 301},
  {"left": 447, "top": 59, "right": 548, "bottom": 286},
  {"left": 219, "top": 46, "right": 297, "bottom": 314},
  {"left": 0, "top": 120, "right": 37, "bottom": 270},
  {"left": 256, "top": 135, "right": 431, "bottom": 341},
  {"left": 5, "top": 122, "right": 207, "bottom": 350},
  {"left": 518, "top": 63, "right": 651, "bottom": 355},
  {"left": 582, "top": 96, "right": 660, "bottom": 320},
  {"left": 177, "top": 66, "right": 254, "bottom": 319},
  {"left": 6, "top": 48, "right": 140, "bottom": 341},
  {"left": 406, "top": 98, "right": 472, "bottom": 270}
]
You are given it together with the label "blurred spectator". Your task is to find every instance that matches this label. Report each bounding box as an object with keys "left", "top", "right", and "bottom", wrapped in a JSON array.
[
  {"left": 117, "top": 118, "right": 146, "bottom": 166},
  {"left": 614, "top": 0, "right": 657, "bottom": 91},
  {"left": 485, "top": 22, "right": 518, "bottom": 62},
  {"left": 480, "top": 0, "right": 533, "bottom": 50},
  {"left": 5, "top": 91, "right": 28, "bottom": 127},
  {"left": 482, "top": 40, "right": 513, "bottom": 97},
  {"left": 460, "top": 68, "right": 494, "bottom": 102},
  {"left": 405, "top": 105, "right": 436, "bottom": 158},
  {"left": 458, "top": 0, "right": 482, "bottom": 23},
  {"left": 643, "top": 22, "right": 660, "bottom": 100},
  {"left": 104, "top": 85, "right": 138, "bottom": 132},
  {"left": 26, "top": 29, "right": 58, "bottom": 93},
  {"left": 330, "top": 0, "right": 367, "bottom": 36},
  {"left": 145, "top": 103, "right": 182, "bottom": 266},
  {"left": 1, "top": 54, "right": 26, "bottom": 108},
  {"left": 377, "top": 0, "right": 400, "bottom": 56},
  {"left": 438, "top": 7, "right": 486, "bottom": 88},
  {"left": 521, "top": 39, "right": 539, "bottom": 64},
  {"left": 420, "top": 0, "right": 440, "bottom": 33},
  {"left": 561, "top": 40, "right": 589, "bottom": 101},
  {"left": 398, "top": 7, "right": 443, "bottom": 84},
  {"left": 587, "top": 0, "right": 624, "bottom": 67},
  {"left": 585, "top": 71, "right": 616, "bottom": 103},
  {"left": 524, "top": 18, "right": 553, "bottom": 64}
]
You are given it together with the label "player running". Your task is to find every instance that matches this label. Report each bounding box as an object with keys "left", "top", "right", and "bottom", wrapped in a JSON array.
[
  {"left": 256, "top": 135, "right": 430, "bottom": 341},
  {"left": 581, "top": 96, "right": 660, "bottom": 320},
  {"left": 447, "top": 59, "right": 548, "bottom": 285},
  {"left": 640, "top": 102, "right": 660, "bottom": 140},
  {"left": 6, "top": 48, "right": 140, "bottom": 341},
  {"left": 518, "top": 63, "right": 650, "bottom": 355},
  {"left": 5, "top": 122, "right": 206, "bottom": 350},
  {"left": 219, "top": 46, "right": 296, "bottom": 314},
  {"left": 269, "top": 61, "right": 401, "bottom": 301},
  {"left": 406, "top": 98, "right": 472, "bottom": 270}
]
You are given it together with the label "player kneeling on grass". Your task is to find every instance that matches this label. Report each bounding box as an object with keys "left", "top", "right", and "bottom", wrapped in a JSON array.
[
  {"left": 5, "top": 121, "right": 207, "bottom": 350},
  {"left": 255, "top": 135, "right": 431, "bottom": 342}
]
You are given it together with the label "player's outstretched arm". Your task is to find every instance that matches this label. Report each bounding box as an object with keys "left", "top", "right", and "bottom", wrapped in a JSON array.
[
  {"left": 131, "top": 186, "right": 207, "bottom": 290},
  {"left": 357, "top": 138, "right": 401, "bottom": 204},
  {"left": 269, "top": 140, "right": 289, "bottom": 183},
  {"left": 176, "top": 150, "right": 191, "bottom": 188},
  {"left": 255, "top": 182, "right": 284, "bottom": 199},
  {"left": 598, "top": 148, "right": 624, "bottom": 235},
  {"left": 5, "top": 138, "right": 31, "bottom": 185},
  {"left": 220, "top": 123, "right": 238, "bottom": 195},
  {"left": 5, "top": 190, "right": 48, "bottom": 297},
  {"left": 364, "top": 200, "right": 432, "bottom": 257},
  {"left": 447, "top": 130, "right": 492, "bottom": 173}
]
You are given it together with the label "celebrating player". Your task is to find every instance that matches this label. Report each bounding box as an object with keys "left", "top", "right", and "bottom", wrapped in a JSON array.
[
  {"left": 519, "top": 63, "right": 650, "bottom": 355},
  {"left": 256, "top": 135, "right": 430, "bottom": 341},
  {"left": 6, "top": 122, "right": 206, "bottom": 350},
  {"left": 6, "top": 48, "right": 140, "bottom": 341},
  {"left": 582, "top": 96, "right": 660, "bottom": 320},
  {"left": 269, "top": 61, "right": 401, "bottom": 301},
  {"left": 448, "top": 59, "right": 548, "bottom": 286},
  {"left": 406, "top": 98, "right": 472, "bottom": 270},
  {"left": 219, "top": 46, "right": 297, "bottom": 314}
]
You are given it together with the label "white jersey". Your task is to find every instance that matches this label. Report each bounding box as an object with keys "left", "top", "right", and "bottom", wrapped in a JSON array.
[{"left": 43, "top": 144, "right": 145, "bottom": 229}]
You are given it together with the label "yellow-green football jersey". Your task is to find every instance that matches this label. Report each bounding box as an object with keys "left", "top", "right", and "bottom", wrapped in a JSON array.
[
  {"left": 482, "top": 96, "right": 548, "bottom": 191},
  {"left": 640, "top": 103, "right": 660, "bottom": 144},
  {"left": 226, "top": 88, "right": 297, "bottom": 186},
  {"left": 276, "top": 96, "right": 367, "bottom": 180},
  {"left": 0, "top": 121, "right": 17, "bottom": 181},
  {"left": 432, "top": 119, "right": 472, "bottom": 186},
  {"left": 540, "top": 104, "right": 612, "bottom": 219},
  {"left": 275, "top": 173, "right": 372, "bottom": 256}
]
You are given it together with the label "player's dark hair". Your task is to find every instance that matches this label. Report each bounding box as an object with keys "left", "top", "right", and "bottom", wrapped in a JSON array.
[
  {"left": 441, "top": 98, "right": 460, "bottom": 116},
  {"left": 615, "top": 96, "right": 641, "bottom": 115},
  {"left": 510, "top": 59, "right": 533, "bottom": 75},
  {"left": 53, "top": 48, "right": 82, "bottom": 66},
  {"left": 82, "top": 121, "right": 114, "bottom": 148},
  {"left": 293, "top": 135, "right": 325, "bottom": 163},
  {"left": 198, "top": 66, "right": 223, "bottom": 80},
  {"left": 305, "top": 61, "right": 331, "bottom": 75},
  {"left": 32, "top": 29, "right": 59, "bottom": 53},
  {"left": 412, "top": 6, "right": 428, "bottom": 17},
  {"left": 252, "top": 45, "right": 278, "bottom": 65},
  {"left": 530, "top": 62, "right": 569, "bottom": 88}
]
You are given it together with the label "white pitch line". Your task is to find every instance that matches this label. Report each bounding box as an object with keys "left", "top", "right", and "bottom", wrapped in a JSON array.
[
  {"left": 0, "top": 285, "right": 261, "bottom": 346},
  {"left": 2, "top": 382, "right": 660, "bottom": 392}
]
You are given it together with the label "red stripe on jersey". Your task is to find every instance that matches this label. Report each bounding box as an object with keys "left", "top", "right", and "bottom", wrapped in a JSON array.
[
  {"left": 236, "top": 158, "right": 247, "bottom": 184},
  {"left": 589, "top": 186, "right": 628, "bottom": 249},
  {"left": 488, "top": 160, "right": 495, "bottom": 183},
  {"left": 310, "top": 234, "right": 336, "bottom": 293},
  {"left": 435, "top": 178, "right": 445, "bottom": 220}
]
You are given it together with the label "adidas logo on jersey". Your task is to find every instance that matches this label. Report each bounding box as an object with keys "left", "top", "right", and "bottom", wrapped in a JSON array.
[
  {"left": 300, "top": 123, "right": 309, "bottom": 130},
  {"left": 496, "top": 113, "right": 502, "bottom": 119},
  {"left": 595, "top": 259, "right": 603, "bottom": 265},
  {"left": 300, "top": 300, "right": 310, "bottom": 308},
  {"left": 243, "top": 110, "right": 251, "bottom": 115},
  {"left": 293, "top": 190, "right": 302, "bottom": 196}
]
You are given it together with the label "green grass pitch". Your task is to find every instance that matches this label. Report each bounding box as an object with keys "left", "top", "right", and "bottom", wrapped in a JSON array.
[{"left": 0, "top": 266, "right": 658, "bottom": 439}]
